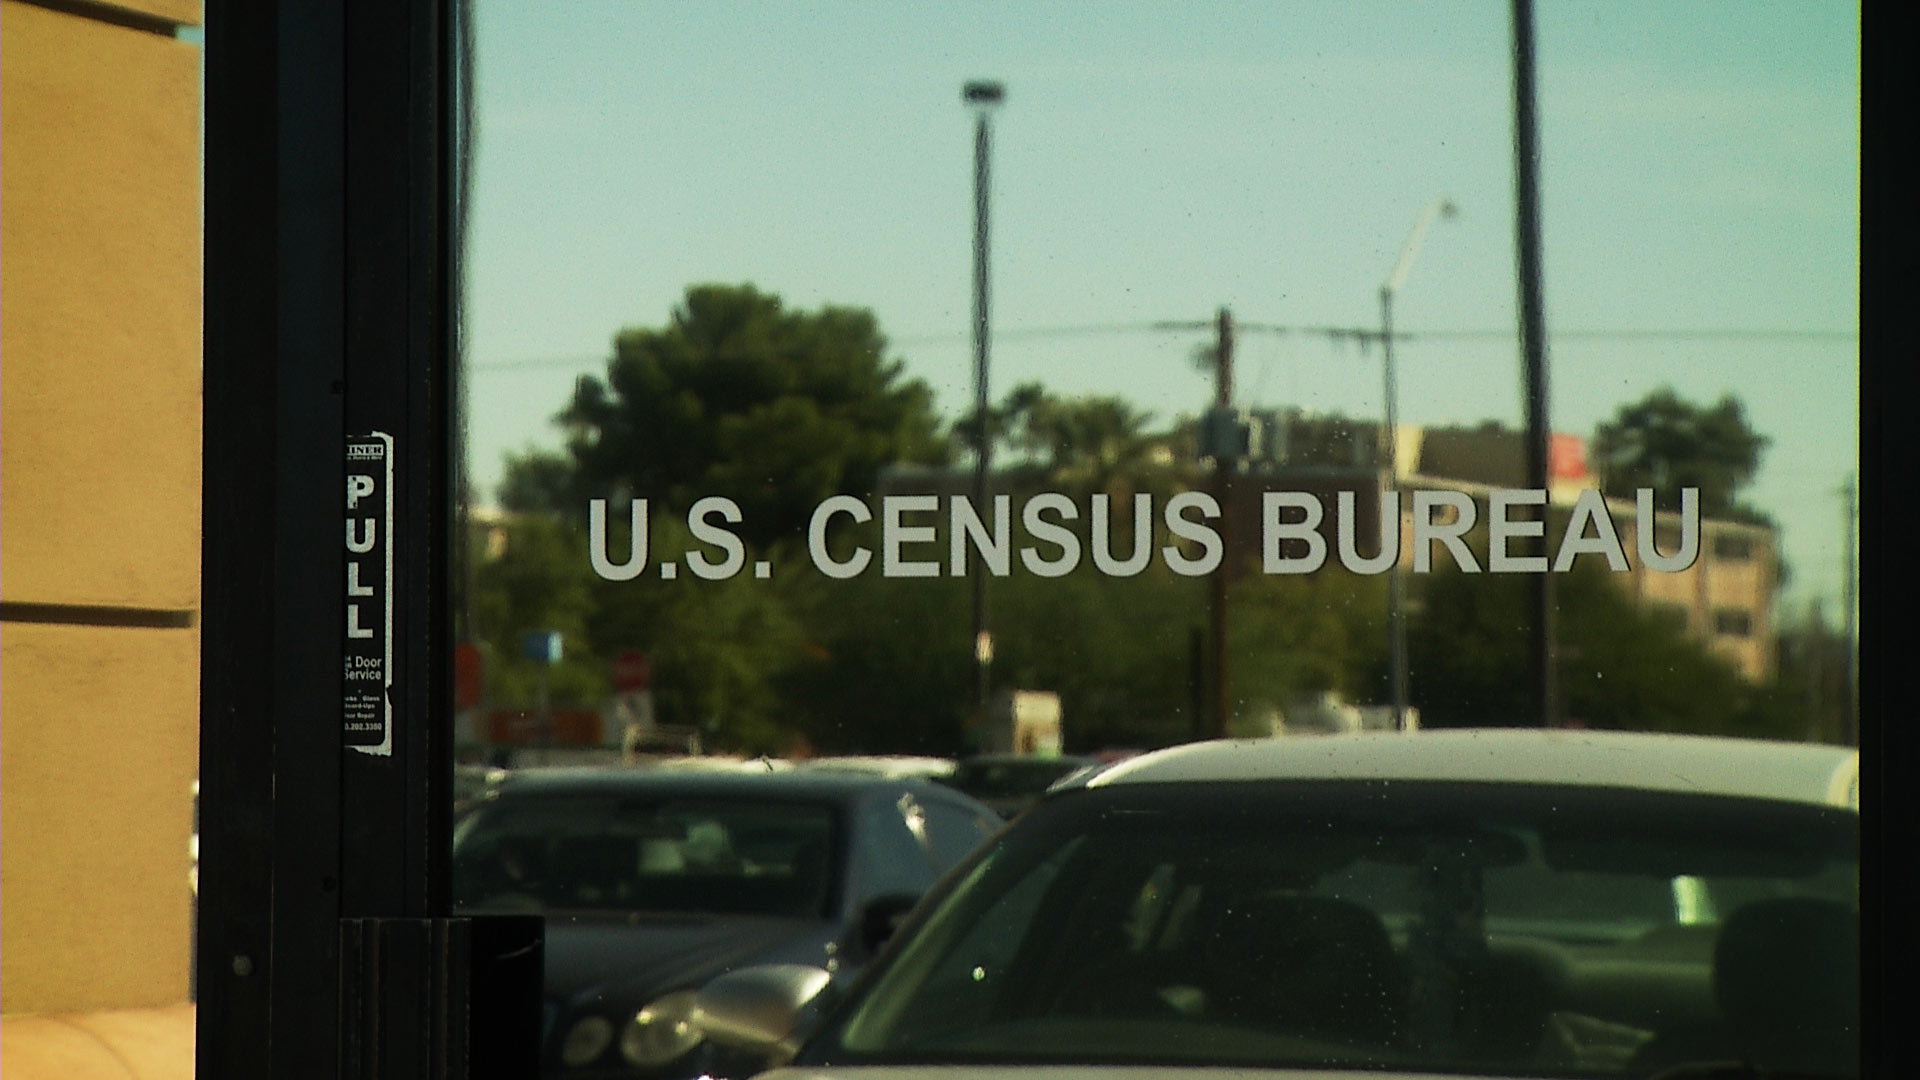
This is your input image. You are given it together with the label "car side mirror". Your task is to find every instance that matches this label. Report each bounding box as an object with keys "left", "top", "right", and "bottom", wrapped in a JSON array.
[
  {"left": 690, "top": 964, "right": 833, "bottom": 1065},
  {"left": 859, "top": 892, "right": 921, "bottom": 957}
]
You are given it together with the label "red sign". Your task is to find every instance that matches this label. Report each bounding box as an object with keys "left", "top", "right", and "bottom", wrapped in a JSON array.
[
  {"left": 453, "top": 641, "right": 483, "bottom": 709},
  {"left": 1549, "top": 433, "right": 1590, "bottom": 481},
  {"left": 611, "top": 649, "right": 652, "bottom": 692},
  {"left": 485, "top": 708, "right": 605, "bottom": 746}
]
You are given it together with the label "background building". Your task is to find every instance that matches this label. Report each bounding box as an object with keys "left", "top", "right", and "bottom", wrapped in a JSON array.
[
  {"left": 1258, "top": 417, "right": 1780, "bottom": 683},
  {"left": 1398, "top": 423, "right": 1775, "bottom": 684}
]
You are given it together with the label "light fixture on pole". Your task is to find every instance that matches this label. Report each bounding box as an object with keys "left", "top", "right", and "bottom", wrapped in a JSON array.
[
  {"left": 1381, "top": 197, "right": 1456, "bottom": 732},
  {"left": 964, "top": 80, "right": 1004, "bottom": 715}
]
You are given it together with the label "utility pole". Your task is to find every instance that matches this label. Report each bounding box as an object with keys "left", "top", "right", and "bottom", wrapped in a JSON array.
[
  {"left": 1842, "top": 474, "right": 1857, "bottom": 747},
  {"left": 1804, "top": 596, "right": 1821, "bottom": 741},
  {"left": 1380, "top": 197, "right": 1455, "bottom": 732},
  {"left": 1511, "top": 0, "right": 1558, "bottom": 728},
  {"left": 1210, "top": 307, "right": 1235, "bottom": 739},
  {"left": 1380, "top": 288, "right": 1411, "bottom": 731}
]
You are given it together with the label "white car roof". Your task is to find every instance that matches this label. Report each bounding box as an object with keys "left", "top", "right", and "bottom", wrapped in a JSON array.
[
  {"left": 764, "top": 1060, "right": 1482, "bottom": 1068},
  {"left": 794, "top": 755, "right": 957, "bottom": 779},
  {"left": 1084, "top": 729, "right": 1859, "bottom": 811}
]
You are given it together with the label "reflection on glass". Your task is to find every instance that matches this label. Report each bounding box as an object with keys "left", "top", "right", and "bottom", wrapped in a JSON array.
[
  {"left": 451, "top": 5, "right": 1859, "bottom": 1073},
  {"left": 456, "top": 4, "right": 1857, "bottom": 762},
  {"left": 454, "top": 795, "right": 837, "bottom": 918},
  {"left": 823, "top": 778, "right": 1858, "bottom": 1075}
]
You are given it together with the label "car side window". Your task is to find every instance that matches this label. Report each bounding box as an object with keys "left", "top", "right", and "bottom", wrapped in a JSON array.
[
  {"left": 850, "top": 794, "right": 938, "bottom": 905},
  {"left": 849, "top": 840, "right": 1077, "bottom": 1048},
  {"left": 921, "top": 798, "right": 1000, "bottom": 872}
]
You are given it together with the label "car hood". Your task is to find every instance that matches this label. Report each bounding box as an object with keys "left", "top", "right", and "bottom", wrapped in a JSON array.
[{"left": 543, "top": 910, "right": 842, "bottom": 1008}]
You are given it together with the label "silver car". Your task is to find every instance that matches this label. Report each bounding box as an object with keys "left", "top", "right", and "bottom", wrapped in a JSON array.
[{"left": 695, "top": 729, "right": 1859, "bottom": 1079}]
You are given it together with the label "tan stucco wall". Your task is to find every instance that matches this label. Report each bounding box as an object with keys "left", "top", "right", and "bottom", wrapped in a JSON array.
[
  {"left": 0, "top": 1005, "right": 196, "bottom": 1080},
  {"left": 1, "top": 1, "right": 203, "bottom": 613},
  {"left": 0, "top": 624, "right": 201, "bottom": 1011},
  {"left": 1, "top": 0, "right": 203, "bottom": 1025},
  {"left": 105, "top": 0, "right": 201, "bottom": 24}
]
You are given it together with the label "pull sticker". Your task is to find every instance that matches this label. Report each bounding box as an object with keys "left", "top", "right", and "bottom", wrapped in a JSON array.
[{"left": 345, "top": 433, "right": 395, "bottom": 756}]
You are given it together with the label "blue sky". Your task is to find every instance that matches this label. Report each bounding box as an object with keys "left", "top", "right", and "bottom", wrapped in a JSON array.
[{"left": 460, "top": 1, "right": 1858, "bottom": 611}]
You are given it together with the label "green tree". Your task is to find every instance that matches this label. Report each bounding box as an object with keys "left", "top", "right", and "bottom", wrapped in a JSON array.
[
  {"left": 497, "top": 448, "right": 584, "bottom": 514},
  {"left": 556, "top": 284, "right": 949, "bottom": 548},
  {"left": 1407, "top": 562, "right": 1790, "bottom": 737},
  {"left": 777, "top": 569, "right": 974, "bottom": 756},
  {"left": 470, "top": 513, "right": 606, "bottom": 706},
  {"left": 1764, "top": 601, "right": 1854, "bottom": 745},
  {"left": 584, "top": 513, "right": 811, "bottom": 754},
  {"left": 467, "top": 507, "right": 815, "bottom": 754},
  {"left": 773, "top": 505, "right": 1223, "bottom": 756},
  {"left": 994, "top": 382, "right": 1176, "bottom": 505},
  {"left": 1592, "top": 388, "right": 1771, "bottom": 521},
  {"left": 991, "top": 563, "right": 1209, "bottom": 751},
  {"left": 1231, "top": 571, "right": 1390, "bottom": 714}
]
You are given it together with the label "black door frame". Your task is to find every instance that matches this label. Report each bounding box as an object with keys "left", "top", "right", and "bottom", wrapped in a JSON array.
[{"left": 198, "top": 0, "right": 537, "bottom": 1075}]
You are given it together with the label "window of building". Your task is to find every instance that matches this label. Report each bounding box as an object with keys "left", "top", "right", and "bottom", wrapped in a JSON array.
[
  {"left": 1713, "top": 535, "right": 1756, "bottom": 562},
  {"left": 1713, "top": 609, "right": 1755, "bottom": 638},
  {"left": 1649, "top": 603, "right": 1691, "bottom": 632}
]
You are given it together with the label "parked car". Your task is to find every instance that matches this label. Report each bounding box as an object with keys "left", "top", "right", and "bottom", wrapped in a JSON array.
[
  {"left": 938, "top": 753, "right": 1100, "bottom": 819},
  {"left": 694, "top": 730, "right": 1860, "bottom": 1078},
  {"left": 453, "top": 762, "right": 510, "bottom": 820},
  {"left": 792, "top": 756, "right": 957, "bottom": 782},
  {"left": 452, "top": 767, "right": 1003, "bottom": 1078}
]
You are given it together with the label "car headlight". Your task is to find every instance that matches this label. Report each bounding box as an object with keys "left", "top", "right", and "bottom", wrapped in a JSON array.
[
  {"left": 558, "top": 1015, "right": 614, "bottom": 1067},
  {"left": 619, "top": 989, "right": 704, "bottom": 1067}
]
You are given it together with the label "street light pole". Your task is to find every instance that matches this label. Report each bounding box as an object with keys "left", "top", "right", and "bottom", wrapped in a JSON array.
[
  {"left": 1381, "top": 198, "right": 1456, "bottom": 732},
  {"left": 964, "top": 80, "right": 1004, "bottom": 718}
]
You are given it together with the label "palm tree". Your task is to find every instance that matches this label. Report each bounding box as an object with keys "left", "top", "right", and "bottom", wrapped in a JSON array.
[{"left": 994, "top": 383, "right": 1177, "bottom": 509}]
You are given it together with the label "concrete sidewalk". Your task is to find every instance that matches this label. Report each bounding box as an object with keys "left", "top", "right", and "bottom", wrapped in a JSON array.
[{"left": 0, "top": 1004, "right": 194, "bottom": 1080}]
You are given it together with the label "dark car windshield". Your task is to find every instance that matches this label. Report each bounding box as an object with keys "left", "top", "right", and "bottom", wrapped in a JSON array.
[
  {"left": 452, "top": 794, "right": 839, "bottom": 919},
  {"left": 809, "top": 781, "right": 1857, "bottom": 1077}
]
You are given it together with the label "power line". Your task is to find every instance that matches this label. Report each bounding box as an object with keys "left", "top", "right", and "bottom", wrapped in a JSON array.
[
  {"left": 1200, "top": 325, "right": 1857, "bottom": 344},
  {"left": 911, "top": 322, "right": 1855, "bottom": 345},
  {"left": 467, "top": 325, "right": 1856, "bottom": 372},
  {"left": 1394, "top": 328, "right": 1857, "bottom": 343},
  {"left": 468, "top": 354, "right": 605, "bottom": 372}
]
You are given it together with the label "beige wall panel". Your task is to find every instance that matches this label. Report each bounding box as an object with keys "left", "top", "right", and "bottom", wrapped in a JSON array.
[
  {"left": 97, "top": 0, "right": 203, "bottom": 27},
  {"left": 0, "top": 2, "right": 202, "bottom": 612},
  {"left": 0, "top": 622, "right": 199, "bottom": 1014},
  {"left": 0, "top": 1004, "right": 195, "bottom": 1080}
]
